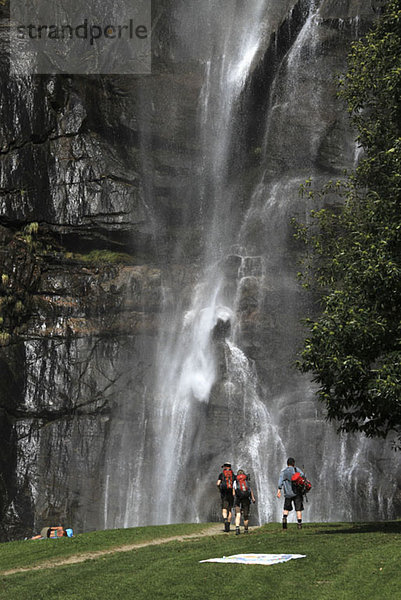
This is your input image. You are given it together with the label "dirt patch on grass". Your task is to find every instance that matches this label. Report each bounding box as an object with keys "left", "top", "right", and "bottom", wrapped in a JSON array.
[{"left": 1, "top": 523, "right": 235, "bottom": 576}]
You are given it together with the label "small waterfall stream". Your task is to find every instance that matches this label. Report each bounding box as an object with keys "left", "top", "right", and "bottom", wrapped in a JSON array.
[{"left": 224, "top": 340, "right": 285, "bottom": 523}]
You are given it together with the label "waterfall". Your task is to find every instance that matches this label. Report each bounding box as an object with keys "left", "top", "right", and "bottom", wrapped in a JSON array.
[
  {"left": 144, "top": 0, "right": 282, "bottom": 525},
  {"left": 224, "top": 340, "right": 285, "bottom": 523},
  {"left": 101, "top": 0, "right": 400, "bottom": 529},
  {"left": 236, "top": 0, "right": 400, "bottom": 523}
]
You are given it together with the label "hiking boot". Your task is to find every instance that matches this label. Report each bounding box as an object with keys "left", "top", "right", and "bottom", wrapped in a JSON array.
[{"left": 235, "top": 527, "right": 240, "bottom": 535}]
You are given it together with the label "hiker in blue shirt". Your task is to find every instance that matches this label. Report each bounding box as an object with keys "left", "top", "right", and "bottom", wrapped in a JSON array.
[{"left": 277, "top": 457, "right": 305, "bottom": 530}]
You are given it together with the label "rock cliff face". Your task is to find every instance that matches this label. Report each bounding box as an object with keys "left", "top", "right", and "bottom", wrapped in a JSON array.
[{"left": 0, "top": 0, "right": 399, "bottom": 540}]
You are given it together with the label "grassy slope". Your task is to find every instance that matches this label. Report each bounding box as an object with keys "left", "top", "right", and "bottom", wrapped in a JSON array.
[
  {"left": 0, "top": 521, "right": 400, "bottom": 600},
  {"left": 0, "top": 523, "right": 210, "bottom": 572}
]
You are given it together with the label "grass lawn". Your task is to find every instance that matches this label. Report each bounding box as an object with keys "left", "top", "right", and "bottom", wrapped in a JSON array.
[
  {"left": 0, "top": 521, "right": 400, "bottom": 600},
  {"left": 0, "top": 523, "right": 210, "bottom": 572}
]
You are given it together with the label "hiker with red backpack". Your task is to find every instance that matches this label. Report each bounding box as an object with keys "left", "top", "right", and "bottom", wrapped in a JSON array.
[
  {"left": 233, "top": 469, "right": 255, "bottom": 535},
  {"left": 216, "top": 462, "right": 235, "bottom": 532},
  {"left": 277, "top": 457, "right": 310, "bottom": 530}
]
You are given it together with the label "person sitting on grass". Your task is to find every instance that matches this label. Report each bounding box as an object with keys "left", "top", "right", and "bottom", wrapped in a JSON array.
[{"left": 30, "top": 526, "right": 73, "bottom": 539}]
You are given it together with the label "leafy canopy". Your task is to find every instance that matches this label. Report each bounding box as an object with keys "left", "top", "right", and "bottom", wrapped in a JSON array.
[{"left": 296, "top": 0, "right": 401, "bottom": 446}]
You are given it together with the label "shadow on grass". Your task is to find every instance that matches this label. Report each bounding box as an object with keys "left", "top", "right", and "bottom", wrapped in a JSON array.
[{"left": 318, "top": 521, "right": 401, "bottom": 535}]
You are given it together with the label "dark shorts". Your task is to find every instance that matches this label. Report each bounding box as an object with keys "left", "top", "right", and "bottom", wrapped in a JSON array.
[
  {"left": 221, "top": 492, "right": 234, "bottom": 510},
  {"left": 284, "top": 495, "right": 304, "bottom": 512},
  {"left": 234, "top": 496, "right": 251, "bottom": 520}
]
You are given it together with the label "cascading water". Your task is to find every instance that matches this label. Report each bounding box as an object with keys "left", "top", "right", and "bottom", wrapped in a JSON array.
[
  {"left": 102, "top": 0, "right": 401, "bottom": 529},
  {"left": 236, "top": 0, "right": 400, "bottom": 522},
  {"left": 223, "top": 339, "right": 285, "bottom": 523},
  {"left": 147, "top": 0, "right": 288, "bottom": 525}
]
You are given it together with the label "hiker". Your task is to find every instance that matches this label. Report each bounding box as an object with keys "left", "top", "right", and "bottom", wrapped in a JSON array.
[
  {"left": 216, "top": 462, "right": 235, "bottom": 532},
  {"left": 30, "top": 526, "right": 73, "bottom": 540},
  {"left": 277, "top": 457, "right": 305, "bottom": 530},
  {"left": 233, "top": 469, "right": 255, "bottom": 535}
]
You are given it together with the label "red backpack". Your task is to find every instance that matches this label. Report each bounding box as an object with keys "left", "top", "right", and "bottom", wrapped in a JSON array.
[
  {"left": 291, "top": 470, "right": 312, "bottom": 496},
  {"left": 220, "top": 468, "right": 234, "bottom": 491},
  {"left": 236, "top": 473, "right": 251, "bottom": 497}
]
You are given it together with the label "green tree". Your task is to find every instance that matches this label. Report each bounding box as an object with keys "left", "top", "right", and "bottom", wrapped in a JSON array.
[{"left": 296, "top": 0, "right": 401, "bottom": 446}]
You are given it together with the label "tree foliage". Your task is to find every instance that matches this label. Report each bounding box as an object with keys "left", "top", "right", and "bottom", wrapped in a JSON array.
[{"left": 296, "top": 1, "right": 401, "bottom": 446}]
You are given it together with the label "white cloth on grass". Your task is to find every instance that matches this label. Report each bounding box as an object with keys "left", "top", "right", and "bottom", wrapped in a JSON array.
[{"left": 199, "top": 553, "right": 306, "bottom": 565}]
